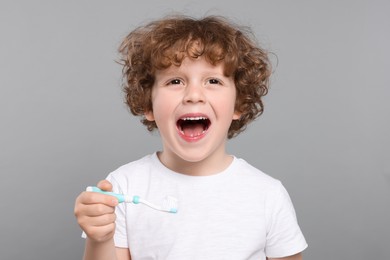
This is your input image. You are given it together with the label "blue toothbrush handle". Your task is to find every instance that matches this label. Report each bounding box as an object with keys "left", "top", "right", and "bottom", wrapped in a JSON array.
[{"left": 86, "top": 186, "right": 126, "bottom": 203}]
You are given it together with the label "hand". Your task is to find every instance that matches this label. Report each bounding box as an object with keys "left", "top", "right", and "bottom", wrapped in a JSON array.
[{"left": 74, "top": 180, "right": 119, "bottom": 243}]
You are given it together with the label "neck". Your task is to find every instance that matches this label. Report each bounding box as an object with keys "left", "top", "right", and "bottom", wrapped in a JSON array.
[{"left": 157, "top": 151, "right": 233, "bottom": 176}]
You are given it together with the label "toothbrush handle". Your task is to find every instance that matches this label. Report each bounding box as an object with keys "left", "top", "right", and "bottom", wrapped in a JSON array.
[{"left": 86, "top": 186, "right": 126, "bottom": 203}]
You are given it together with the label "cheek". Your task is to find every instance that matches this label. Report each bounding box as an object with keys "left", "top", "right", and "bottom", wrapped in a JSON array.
[
  {"left": 217, "top": 92, "right": 237, "bottom": 111},
  {"left": 150, "top": 92, "right": 175, "bottom": 121}
]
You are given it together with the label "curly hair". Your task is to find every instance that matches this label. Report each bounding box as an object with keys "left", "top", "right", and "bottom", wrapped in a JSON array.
[{"left": 118, "top": 15, "right": 271, "bottom": 138}]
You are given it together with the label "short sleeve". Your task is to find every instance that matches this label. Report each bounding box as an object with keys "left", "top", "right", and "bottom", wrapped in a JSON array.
[
  {"left": 265, "top": 182, "right": 308, "bottom": 258},
  {"left": 106, "top": 173, "right": 129, "bottom": 248}
]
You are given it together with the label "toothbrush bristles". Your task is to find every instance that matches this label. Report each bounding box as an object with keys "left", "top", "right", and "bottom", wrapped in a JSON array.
[{"left": 162, "top": 196, "right": 178, "bottom": 213}]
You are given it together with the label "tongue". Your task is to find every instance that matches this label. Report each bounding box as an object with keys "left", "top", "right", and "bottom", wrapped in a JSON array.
[{"left": 182, "top": 123, "right": 204, "bottom": 137}]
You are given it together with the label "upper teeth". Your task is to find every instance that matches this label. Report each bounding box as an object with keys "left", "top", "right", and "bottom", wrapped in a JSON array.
[{"left": 181, "top": 117, "right": 207, "bottom": 121}]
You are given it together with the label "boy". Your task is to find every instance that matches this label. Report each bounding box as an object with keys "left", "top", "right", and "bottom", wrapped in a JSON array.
[{"left": 74, "top": 15, "right": 307, "bottom": 260}]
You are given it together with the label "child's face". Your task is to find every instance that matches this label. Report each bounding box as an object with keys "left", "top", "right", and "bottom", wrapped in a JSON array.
[{"left": 145, "top": 57, "right": 241, "bottom": 166}]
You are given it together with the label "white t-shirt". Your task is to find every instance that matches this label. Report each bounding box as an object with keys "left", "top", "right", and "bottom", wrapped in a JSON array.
[{"left": 105, "top": 153, "right": 307, "bottom": 259}]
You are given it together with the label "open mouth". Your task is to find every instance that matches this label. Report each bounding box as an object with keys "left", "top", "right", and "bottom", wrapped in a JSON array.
[{"left": 177, "top": 116, "right": 211, "bottom": 138}]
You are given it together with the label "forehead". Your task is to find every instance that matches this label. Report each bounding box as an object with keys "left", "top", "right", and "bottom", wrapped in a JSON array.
[{"left": 154, "top": 57, "right": 226, "bottom": 78}]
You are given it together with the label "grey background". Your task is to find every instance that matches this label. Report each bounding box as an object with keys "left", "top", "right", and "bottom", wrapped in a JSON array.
[{"left": 1, "top": 1, "right": 389, "bottom": 259}]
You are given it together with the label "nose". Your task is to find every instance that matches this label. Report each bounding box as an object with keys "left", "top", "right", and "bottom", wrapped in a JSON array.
[{"left": 183, "top": 83, "right": 206, "bottom": 104}]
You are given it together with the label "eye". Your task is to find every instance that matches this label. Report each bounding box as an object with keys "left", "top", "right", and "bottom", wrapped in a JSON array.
[
  {"left": 208, "top": 78, "right": 221, "bottom": 84},
  {"left": 168, "top": 79, "right": 182, "bottom": 85}
]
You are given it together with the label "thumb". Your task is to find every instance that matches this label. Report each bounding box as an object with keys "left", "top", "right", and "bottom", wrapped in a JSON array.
[{"left": 97, "top": 179, "right": 113, "bottom": 192}]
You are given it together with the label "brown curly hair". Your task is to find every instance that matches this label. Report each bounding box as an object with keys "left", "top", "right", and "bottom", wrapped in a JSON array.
[{"left": 118, "top": 15, "right": 271, "bottom": 138}]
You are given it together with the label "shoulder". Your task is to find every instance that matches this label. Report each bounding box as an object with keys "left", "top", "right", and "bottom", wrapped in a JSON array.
[
  {"left": 106, "top": 153, "right": 160, "bottom": 192},
  {"left": 232, "top": 156, "right": 282, "bottom": 191},
  {"left": 112, "top": 153, "right": 155, "bottom": 174}
]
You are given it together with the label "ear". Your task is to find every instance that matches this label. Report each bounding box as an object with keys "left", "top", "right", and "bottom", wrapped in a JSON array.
[
  {"left": 144, "top": 110, "right": 155, "bottom": 121},
  {"left": 232, "top": 110, "right": 241, "bottom": 120}
]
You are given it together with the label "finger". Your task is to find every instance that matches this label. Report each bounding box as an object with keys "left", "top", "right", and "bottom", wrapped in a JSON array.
[
  {"left": 97, "top": 180, "right": 113, "bottom": 192},
  {"left": 84, "top": 213, "right": 117, "bottom": 227},
  {"left": 84, "top": 222, "right": 116, "bottom": 243},
  {"left": 74, "top": 195, "right": 115, "bottom": 219},
  {"left": 79, "top": 203, "right": 116, "bottom": 217},
  {"left": 78, "top": 191, "right": 118, "bottom": 207}
]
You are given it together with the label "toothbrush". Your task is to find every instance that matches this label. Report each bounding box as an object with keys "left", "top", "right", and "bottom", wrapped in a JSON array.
[{"left": 86, "top": 186, "right": 178, "bottom": 214}]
